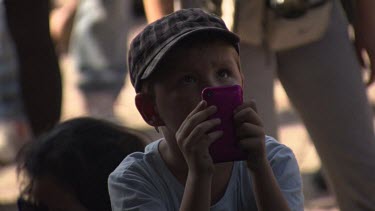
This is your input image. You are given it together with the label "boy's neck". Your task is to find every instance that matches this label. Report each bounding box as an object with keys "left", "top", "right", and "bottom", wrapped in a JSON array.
[
  {"left": 159, "top": 132, "right": 234, "bottom": 204},
  {"left": 159, "top": 137, "right": 188, "bottom": 178}
]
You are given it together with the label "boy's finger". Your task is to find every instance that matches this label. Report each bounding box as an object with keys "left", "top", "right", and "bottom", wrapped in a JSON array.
[
  {"left": 236, "top": 122, "right": 265, "bottom": 139},
  {"left": 238, "top": 137, "right": 259, "bottom": 148},
  {"left": 234, "top": 107, "right": 263, "bottom": 127},
  {"left": 237, "top": 137, "right": 265, "bottom": 157},
  {"left": 249, "top": 100, "right": 258, "bottom": 113},
  {"left": 178, "top": 105, "right": 217, "bottom": 139},
  {"left": 178, "top": 100, "right": 207, "bottom": 136},
  {"left": 183, "top": 118, "right": 221, "bottom": 146},
  {"left": 207, "top": 130, "right": 223, "bottom": 145},
  {"left": 186, "top": 100, "right": 207, "bottom": 119},
  {"left": 234, "top": 101, "right": 252, "bottom": 113},
  {"left": 234, "top": 100, "right": 258, "bottom": 113}
]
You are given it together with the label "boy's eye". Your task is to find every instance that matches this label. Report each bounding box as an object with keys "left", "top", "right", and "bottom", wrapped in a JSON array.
[
  {"left": 217, "top": 69, "right": 230, "bottom": 78},
  {"left": 181, "top": 75, "right": 197, "bottom": 84}
]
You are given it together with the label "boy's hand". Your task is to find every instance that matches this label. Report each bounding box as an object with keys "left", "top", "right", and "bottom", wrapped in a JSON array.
[
  {"left": 234, "top": 101, "right": 267, "bottom": 171},
  {"left": 175, "top": 100, "right": 223, "bottom": 175}
]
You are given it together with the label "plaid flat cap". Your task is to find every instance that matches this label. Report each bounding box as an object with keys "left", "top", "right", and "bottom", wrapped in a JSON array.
[{"left": 128, "top": 8, "right": 240, "bottom": 92}]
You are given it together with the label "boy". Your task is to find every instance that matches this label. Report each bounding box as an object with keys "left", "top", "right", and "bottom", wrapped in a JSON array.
[{"left": 109, "top": 8, "right": 303, "bottom": 210}]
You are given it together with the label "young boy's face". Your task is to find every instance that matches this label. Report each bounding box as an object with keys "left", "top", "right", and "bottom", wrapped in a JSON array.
[{"left": 151, "top": 40, "right": 243, "bottom": 135}]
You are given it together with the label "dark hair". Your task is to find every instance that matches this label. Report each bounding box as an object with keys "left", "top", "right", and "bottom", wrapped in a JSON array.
[{"left": 17, "top": 117, "right": 145, "bottom": 211}]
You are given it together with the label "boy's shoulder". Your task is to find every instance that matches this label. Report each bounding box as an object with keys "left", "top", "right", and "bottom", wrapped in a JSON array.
[
  {"left": 265, "top": 135, "right": 295, "bottom": 159},
  {"left": 108, "top": 140, "right": 178, "bottom": 210},
  {"left": 264, "top": 136, "right": 302, "bottom": 186},
  {"left": 110, "top": 139, "right": 161, "bottom": 179}
]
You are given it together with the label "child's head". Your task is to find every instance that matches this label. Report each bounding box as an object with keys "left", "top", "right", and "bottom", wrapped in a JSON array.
[
  {"left": 129, "top": 8, "right": 241, "bottom": 93},
  {"left": 17, "top": 117, "right": 145, "bottom": 211},
  {"left": 129, "top": 8, "right": 243, "bottom": 133}
]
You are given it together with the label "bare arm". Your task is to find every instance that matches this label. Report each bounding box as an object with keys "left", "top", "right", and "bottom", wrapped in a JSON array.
[
  {"left": 353, "top": 0, "right": 375, "bottom": 85},
  {"left": 176, "top": 101, "right": 222, "bottom": 211},
  {"left": 142, "top": 0, "right": 174, "bottom": 23},
  {"left": 4, "top": 0, "right": 62, "bottom": 136},
  {"left": 248, "top": 159, "right": 291, "bottom": 211},
  {"left": 180, "top": 173, "right": 213, "bottom": 211},
  {"left": 50, "top": 0, "right": 78, "bottom": 53},
  {"left": 234, "top": 101, "right": 291, "bottom": 211}
]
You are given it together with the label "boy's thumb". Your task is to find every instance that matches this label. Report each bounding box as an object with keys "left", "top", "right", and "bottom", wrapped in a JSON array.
[{"left": 249, "top": 99, "right": 258, "bottom": 113}]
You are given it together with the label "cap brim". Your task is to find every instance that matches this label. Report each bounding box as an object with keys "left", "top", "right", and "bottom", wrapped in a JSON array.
[{"left": 135, "top": 27, "right": 239, "bottom": 91}]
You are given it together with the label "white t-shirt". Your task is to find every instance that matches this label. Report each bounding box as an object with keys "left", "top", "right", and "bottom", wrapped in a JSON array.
[{"left": 109, "top": 136, "right": 304, "bottom": 211}]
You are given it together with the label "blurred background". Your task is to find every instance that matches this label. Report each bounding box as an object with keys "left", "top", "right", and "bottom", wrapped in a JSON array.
[{"left": 1, "top": 0, "right": 374, "bottom": 210}]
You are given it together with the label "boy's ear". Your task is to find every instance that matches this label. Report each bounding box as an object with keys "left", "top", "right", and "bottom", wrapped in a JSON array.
[{"left": 135, "top": 93, "right": 164, "bottom": 127}]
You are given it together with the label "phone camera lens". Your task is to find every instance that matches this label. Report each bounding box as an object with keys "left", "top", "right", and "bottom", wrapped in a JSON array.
[{"left": 206, "top": 91, "right": 214, "bottom": 98}]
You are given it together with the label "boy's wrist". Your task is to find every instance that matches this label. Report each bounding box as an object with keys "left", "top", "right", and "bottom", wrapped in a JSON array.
[
  {"left": 246, "top": 154, "right": 269, "bottom": 172},
  {"left": 188, "top": 167, "right": 214, "bottom": 179},
  {"left": 189, "top": 172, "right": 214, "bottom": 179},
  {"left": 181, "top": 170, "right": 213, "bottom": 211}
]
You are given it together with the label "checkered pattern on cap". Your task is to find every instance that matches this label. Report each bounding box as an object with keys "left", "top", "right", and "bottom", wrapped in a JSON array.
[{"left": 128, "top": 8, "right": 240, "bottom": 92}]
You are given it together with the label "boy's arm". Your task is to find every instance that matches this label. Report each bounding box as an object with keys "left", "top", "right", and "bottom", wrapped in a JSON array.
[
  {"left": 248, "top": 158, "right": 292, "bottom": 211},
  {"left": 180, "top": 172, "right": 213, "bottom": 211},
  {"left": 234, "top": 101, "right": 292, "bottom": 211},
  {"left": 176, "top": 100, "right": 223, "bottom": 211},
  {"left": 142, "top": 0, "right": 174, "bottom": 23}
]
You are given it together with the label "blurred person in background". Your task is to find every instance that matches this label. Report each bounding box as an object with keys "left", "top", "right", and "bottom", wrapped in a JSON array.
[
  {"left": 0, "top": 0, "right": 26, "bottom": 164},
  {"left": 0, "top": 0, "right": 62, "bottom": 164},
  {"left": 143, "top": 0, "right": 375, "bottom": 210},
  {"left": 51, "top": 0, "right": 134, "bottom": 120},
  {"left": 16, "top": 117, "right": 146, "bottom": 211}
]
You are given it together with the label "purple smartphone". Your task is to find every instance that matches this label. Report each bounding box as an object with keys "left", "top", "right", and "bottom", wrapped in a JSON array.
[{"left": 201, "top": 85, "right": 247, "bottom": 163}]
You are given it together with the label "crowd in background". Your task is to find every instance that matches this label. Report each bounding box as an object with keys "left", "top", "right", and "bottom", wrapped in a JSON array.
[{"left": 0, "top": 0, "right": 374, "bottom": 210}]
